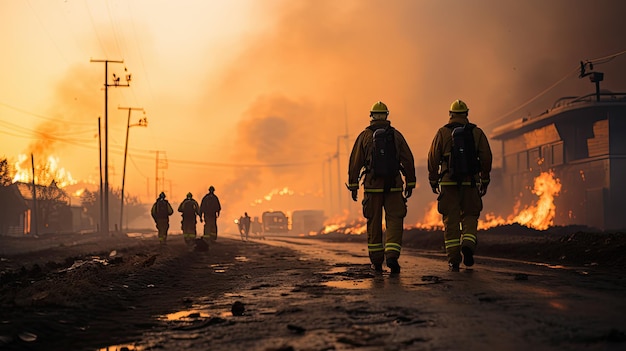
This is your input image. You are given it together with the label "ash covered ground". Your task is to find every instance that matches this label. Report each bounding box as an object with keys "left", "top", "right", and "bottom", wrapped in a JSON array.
[{"left": 0, "top": 224, "right": 624, "bottom": 350}]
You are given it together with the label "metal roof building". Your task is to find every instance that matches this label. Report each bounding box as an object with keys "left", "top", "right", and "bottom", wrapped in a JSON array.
[{"left": 491, "top": 91, "right": 626, "bottom": 230}]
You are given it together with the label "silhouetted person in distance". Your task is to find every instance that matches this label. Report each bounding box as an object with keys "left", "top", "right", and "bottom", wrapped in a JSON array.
[
  {"left": 199, "top": 186, "right": 221, "bottom": 242},
  {"left": 241, "top": 212, "right": 251, "bottom": 241},
  {"left": 151, "top": 192, "right": 174, "bottom": 244},
  {"left": 178, "top": 192, "right": 200, "bottom": 245}
]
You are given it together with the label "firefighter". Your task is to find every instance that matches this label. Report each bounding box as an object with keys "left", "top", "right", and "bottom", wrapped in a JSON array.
[
  {"left": 150, "top": 192, "right": 174, "bottom": 244},
  {"left": 347, "top": 101, "right": 417, "bottom": 274},
  {"left": 199, "top": 186, "right": 221, "bottom": 242},
  {"left": 178, "top": 192, "right": 200, "bottom": 245},
  {"left": 427, "top": 99, "right": 493, "bottom": 272}
]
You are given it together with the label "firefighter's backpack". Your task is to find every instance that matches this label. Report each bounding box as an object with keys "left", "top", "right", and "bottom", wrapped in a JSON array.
[
  {"left": 182, "top": 200, "right": 196, "bottom": 215},
  {"left": 446, "top": 122, "right": 480, "bottom": 183},
  {"left": 368, "top": 125, "right": 399, "bottom": 179},
  {"left": 156, "top": 200, "right": 169, "bottom": 218}
]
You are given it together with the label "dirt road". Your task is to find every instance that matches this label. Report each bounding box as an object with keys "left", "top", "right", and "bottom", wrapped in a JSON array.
[{"left": 1, "top": 230, "right": 625, "bottom": 350}]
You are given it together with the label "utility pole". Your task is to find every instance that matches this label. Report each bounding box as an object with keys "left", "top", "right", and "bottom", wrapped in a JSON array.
[
  {"left": 336, "top": 134, "right": 348, "bottom": 214},
  {"left": 98, "top": 117, "right": 103, "bottom": 233},
  {"left": 149, "top": 151, "right": 168, "bottom": 199},
  {"left": 118, "top": 107, "right": 147, "bottom": 232},
  {"left": 30, "top": 153, "right": 38, "bottom": 236},
  {"left": 91, "top": 59, "right": 131, "bottom": 235},
  {"left": 326, "top": 155, "right": 334, "bottom": 216}
]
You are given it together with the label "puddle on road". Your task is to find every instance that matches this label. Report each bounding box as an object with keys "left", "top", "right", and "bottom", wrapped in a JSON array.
[
  {"left": 209, "top": 263, "right": 233, "bottom": 273},
  {"left": 324, "top": 279, "right": 375, "bottom": 289},
  {"left": 234, "top": 256, "right": 249, "bottom": 262},
  {"left": 160, "top": 308, "right": 211, "bottom": 321},
  {"left": 320, "top": 267, "right": 348, "bottom": 274},
  {"left": 97, "top": 343, "right": 143, "bottom": 351}
]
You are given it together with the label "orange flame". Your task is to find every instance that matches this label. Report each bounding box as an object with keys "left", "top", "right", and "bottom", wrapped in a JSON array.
[
  {"left": 12, "top": 154, "right": 77, "bottom": 188},
  {"left": 251, "top": 187, "right": 295, "bottom": 206},
  {"left": 321, "top": 210, "right": 367, "bottom": 235},
  {"left": 318, "top": 171, "right": 562, "bottom": 235}
]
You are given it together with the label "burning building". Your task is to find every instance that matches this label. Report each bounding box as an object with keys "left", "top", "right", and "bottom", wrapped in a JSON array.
[{"left": 491, "top": 88, "right": 626, "bottom": 231}]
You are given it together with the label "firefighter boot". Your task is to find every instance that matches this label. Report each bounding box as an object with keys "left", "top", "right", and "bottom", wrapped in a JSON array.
[
  {"left": 448, "top": 262, "right": 460, "bottom": 272},
  {"left": 462, "top": 246, "right": 475, "bottom": 267},
  {"left": 387, "top": 258, "right": 401, "bottom": 274},
  {"left": 372, "top": 263, "right": 383, "bottom": 274}
]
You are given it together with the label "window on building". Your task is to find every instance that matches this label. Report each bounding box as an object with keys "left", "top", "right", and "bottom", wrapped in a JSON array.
[
  {"left": 553, "top": 142, "right": 564, "bottom": 165},
  {"left": 529, "top": 148, "right": 540, "bottom": 169},
  {"left": 518, "top": 151, "right": 528, "bottom": 171}
]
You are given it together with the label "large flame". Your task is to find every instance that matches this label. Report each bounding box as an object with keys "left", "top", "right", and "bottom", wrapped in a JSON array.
[
  {"left": 505, "top": 171, "right": 562, "bottom": 230},
  {"left": 12, "top": 154, "right": 77, "bottom": 188},
  {"left": 321, "top": 171, "right": 562, "bottom": 235},
  {"left": 412, "top": 171, "right": 561, "bottom": 231},
  {"left": 321, "top": 210, "right": 367, "bottom": 235}
]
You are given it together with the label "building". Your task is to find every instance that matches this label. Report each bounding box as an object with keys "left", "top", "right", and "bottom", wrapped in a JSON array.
[
  {"left": 0, "top": 181, "right": 81, "bottom": 235},
  {"left": 491, "top": 90, "right": 626, "bottom": 230}
]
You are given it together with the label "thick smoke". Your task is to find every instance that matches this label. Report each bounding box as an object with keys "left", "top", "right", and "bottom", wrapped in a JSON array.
[{"left": 206, "top": 0, "right": 626, "bottom": 221}]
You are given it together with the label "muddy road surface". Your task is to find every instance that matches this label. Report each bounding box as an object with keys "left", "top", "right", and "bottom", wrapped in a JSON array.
[{"left": 1, "top": 230, "right": 625, "bottom": 350}]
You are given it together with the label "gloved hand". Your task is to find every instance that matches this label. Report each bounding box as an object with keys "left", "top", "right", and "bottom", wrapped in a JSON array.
[
  {"left": 431, "top": 184, "right": 440, "bottom": 194},
  {"left": 351, "top": 189, "right": 358, "bottom": 202},
  {"left": 479, "top": 182, "right": 489, "bottom": 197},
  {"left": 404, "top": 187, "right": 413, "bottom": 199}
]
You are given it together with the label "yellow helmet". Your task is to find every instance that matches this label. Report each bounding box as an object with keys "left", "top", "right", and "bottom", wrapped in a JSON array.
[
  {"left": 370, "top": 101, "right": 389, "bottom": 120},
  {"left": 449, "top": 99, "right": 469, "bottom": 113},
  {"left": 370, "top": 101, "right": 389, "bottom": 114}
]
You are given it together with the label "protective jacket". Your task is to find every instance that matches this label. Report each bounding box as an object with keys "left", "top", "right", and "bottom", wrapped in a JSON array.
[
  {"left": 178, "top": 198, "right": 200, "bottom": 221},
  {"left": 151, "top": 199, "right": 173, "bottom": 221},
  {"left": 200, "top": 193, "right": 221, "bottom": 219},
  {"left": 428, "top": 115, "right": 492, "bottom": 188},
  {"left": 348, "top": 120, "right": 417, "bottom": 193}
]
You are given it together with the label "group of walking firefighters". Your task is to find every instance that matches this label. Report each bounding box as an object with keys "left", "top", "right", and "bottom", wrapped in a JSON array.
[
  {"left": 348, "top": 99, "right": 492, "bottom": 273},
  {"left": 149, "top": 99, "right": 492, "bottom": 273},
  {"left": 150, "top": 185, "right": 221, "bottom": 246}
]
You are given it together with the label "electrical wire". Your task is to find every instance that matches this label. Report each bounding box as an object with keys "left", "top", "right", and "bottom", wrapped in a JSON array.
[
  {"left": 484, "top": 49, "right": 626, "bottom": 129},
  {"left": 25, "top": 0, "right": 68, "bottom": 64}
]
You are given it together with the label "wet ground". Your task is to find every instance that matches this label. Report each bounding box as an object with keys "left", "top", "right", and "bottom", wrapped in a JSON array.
[{"left": 1, "top": 228, "right": 626, "bottom": 350}]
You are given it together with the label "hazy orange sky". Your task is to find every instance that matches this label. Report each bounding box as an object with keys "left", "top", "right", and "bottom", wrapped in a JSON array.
[{"left": 1, "top": 0, "right": 625, "bottom": 226}]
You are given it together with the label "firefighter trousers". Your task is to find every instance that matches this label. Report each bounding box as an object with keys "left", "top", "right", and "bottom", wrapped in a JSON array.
[
  {"left": 437, "top": 185, "right": 482, "bottom": 265},
  {"left": 155, "top": 218, "right": 170, "bottom": 243},
  {"left": 203, "top": 217, "right": 218, "bottom": 241},
  {"left": 362, "top": 191, "right": 407, "bottom": 266}
]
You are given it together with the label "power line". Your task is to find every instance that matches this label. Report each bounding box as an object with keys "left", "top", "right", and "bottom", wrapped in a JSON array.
[
  {"left": 485, "top": 49, "right": 626, "bottom": 129},
  {"left": 0, "top": 101, "right": 97, "bottom": 127}
]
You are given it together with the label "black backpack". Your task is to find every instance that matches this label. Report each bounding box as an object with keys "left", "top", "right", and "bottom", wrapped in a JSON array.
[
  {"left": 156, "top": 200, "right": 169, "bottom": 219},
  {"left": 368, "top": 125, "right": 400, "bottom": 179},
  {"left": 446, "top": 122, "right": 480, "bottom": 184},
  {"left": 181, "top": 200, "right": 196, "bottom": 218}
]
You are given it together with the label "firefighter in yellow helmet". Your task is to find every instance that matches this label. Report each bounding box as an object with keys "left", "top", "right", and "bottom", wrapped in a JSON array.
[
  {"left": 347, "top": 101, "right": 417, "bottom": 274},
  {"left": 178, "top": 192, "right": 200, "bottom": 246},
  {"left": 150, "top": 192, "right": 174, "bottom": 244},
  {"left": 427, "top": 99, "right": 493, "bottom": 272}
]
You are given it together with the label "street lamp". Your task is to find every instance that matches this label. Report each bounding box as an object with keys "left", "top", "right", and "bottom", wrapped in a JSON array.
[{"left": 119, "top": 107, "right": 147, "bottom": 232}]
